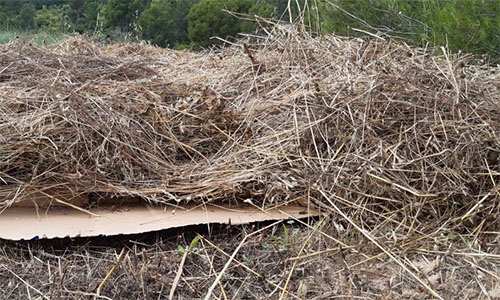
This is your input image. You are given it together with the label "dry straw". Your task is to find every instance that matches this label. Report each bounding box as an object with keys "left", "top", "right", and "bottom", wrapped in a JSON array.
[{"left": 0, "top": 25, "right": 498, "bottom": 230}]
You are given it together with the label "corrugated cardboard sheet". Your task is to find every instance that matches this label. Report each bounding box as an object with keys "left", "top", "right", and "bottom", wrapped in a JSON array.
[{"left": 0, "top": 201, "right": 317, "bottom": 240}]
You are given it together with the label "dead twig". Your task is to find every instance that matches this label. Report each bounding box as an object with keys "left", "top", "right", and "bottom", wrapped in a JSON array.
[{"left": 96, "top": 248, "right": 127, "bottom": 298}]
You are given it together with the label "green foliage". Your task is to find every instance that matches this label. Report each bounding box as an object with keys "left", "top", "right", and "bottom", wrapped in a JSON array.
[
  {"left": 0, "top": 31, "right": 18, "bottom": 44},
  {"left": 17, "top": 3, "right": 37, "bottom": 30},
  {"left": 0, "top": 0, "right": 24, "bottom": 14},
  {"left": 177, "top": 235, "right": 202, "bottom": 255},
  {"left": 0, "top": 31, "right": 66, "bottom": 45},
  {"left": 316, "top": 0, "right": 499, "bottom": 60},
  {"left": 67, "top": 0, "right": 85, "bottom": 25},
  {"left": 100, "top": 0, "right": 149, "bottom": 32},
  {"left": 82, "top": 0, "right": 105, "bottom": 33},
  {"left": 267, "top": 0, "right": 315, "bottom": 22},
  {"left": 187, "top": 0, "right": 274, "bottom": 47},
  {"left": 420, "top": 0, "right": 499, "bottom": 57},
  {"left": 67, "top": 0, "right": 104, "bottom": 32},
  {"left": 0, "top": 0, "right": 496, "bottom": 61},
  {"left": 35, "top": 6, "right": 69, "bottom": 33},
  {"left": 316, "top": 0, "right": 398, "bottom": 35},
  {"left": 139, "top": 0, "right": 197, "bottom": 48},
  {"left": 0, "top": 11, "right": 10, "bottom": 29}
]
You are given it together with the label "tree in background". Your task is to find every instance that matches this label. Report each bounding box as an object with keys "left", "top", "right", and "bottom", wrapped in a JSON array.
[
  {"left": 139, "top": 0, "right": 197, "bottom": 48},
  {"left": 31, "top": 0, "right": 66, "bottom": 7},
  {"left": 86, "top": 0, "right": 105, "bottom": 33},
  {"left": 0, "top": 0, "right": 497, "bottom": 61},
  {"left": 0, "top": 1, "right": 28, "bottom": 29},
  {"left": 100, "top": 0, "right": 150, "bottom": 32},
  {"left": 0, "top": 0, "right": 70, "bottom": 30},
  {"left": 0, "top": 8, "right": 11, "bottom": 29},
  {"left": 0, "top": 0, "right": 26, "bottom": 14},
  {"left": 35, "top": 5, "right": 70, "bottom": 33},
  {"left": 187, "top": 0, "right": 274, "bottom": 47},
  {"left": 267, "top": 0, "right": 314, "bottom": 22},
  {"left": 16, "top": 3, "right": 37, "bottom": 30},
  {"left": 315, "top": 0, "right": 499, "bottom": 60},
  {"left": 68, "top": 0, "right": 85, "bottom": 27},
  {"left": 70, "top": 0, "right": 106, "bottom": 33}
]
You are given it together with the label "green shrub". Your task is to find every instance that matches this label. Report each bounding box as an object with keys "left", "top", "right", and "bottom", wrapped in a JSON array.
[
  {"left": 317, "top": 0, "right": 499, "bottom": 61},
  {"left": 139, "top": 0, "right": 197, "bottom": 48},
  {"left": 420, "top": 0, "right": 499, "bottom": 58},
  {"left": 100, "top": 0, "right": 149, "bottom": 32},
  {"left": 68, "top": 0, "right": 105, "bottom": 33},
  {"left": 35, "top": 6, "right": 69, "bottom": 33},
  {"left": 187, "top": 0, "right": 274, "bottom": 47},
  {"left": 16, "top": 3, "right": 37, "bottom": 30}
]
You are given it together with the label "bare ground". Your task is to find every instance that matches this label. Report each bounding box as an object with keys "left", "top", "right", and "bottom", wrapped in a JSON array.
[{"left": 1, "top": 218, "right": 498, "bottom": 299}]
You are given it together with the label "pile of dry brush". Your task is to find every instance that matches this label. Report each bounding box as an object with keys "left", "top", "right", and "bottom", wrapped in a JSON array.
[{"left": 1, "top": 26, "right": 498, "bottom": 232}]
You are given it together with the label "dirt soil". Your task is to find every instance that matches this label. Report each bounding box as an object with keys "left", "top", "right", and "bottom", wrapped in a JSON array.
[{"left": 1, "top": 219, "right": 499, "bottom": 299}]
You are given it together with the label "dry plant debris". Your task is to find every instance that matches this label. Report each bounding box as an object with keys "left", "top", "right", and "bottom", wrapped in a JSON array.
[
  {"left": 0, "top": 221, "right": 499, "bottom": 299},
  {"left": 0, "top": 24, "right": 499, "bottom": 299}
]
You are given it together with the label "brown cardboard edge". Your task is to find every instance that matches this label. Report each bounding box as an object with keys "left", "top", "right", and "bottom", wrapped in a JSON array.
[{"left": 0, "top": 204, "right": 320, "bottom": 240}]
